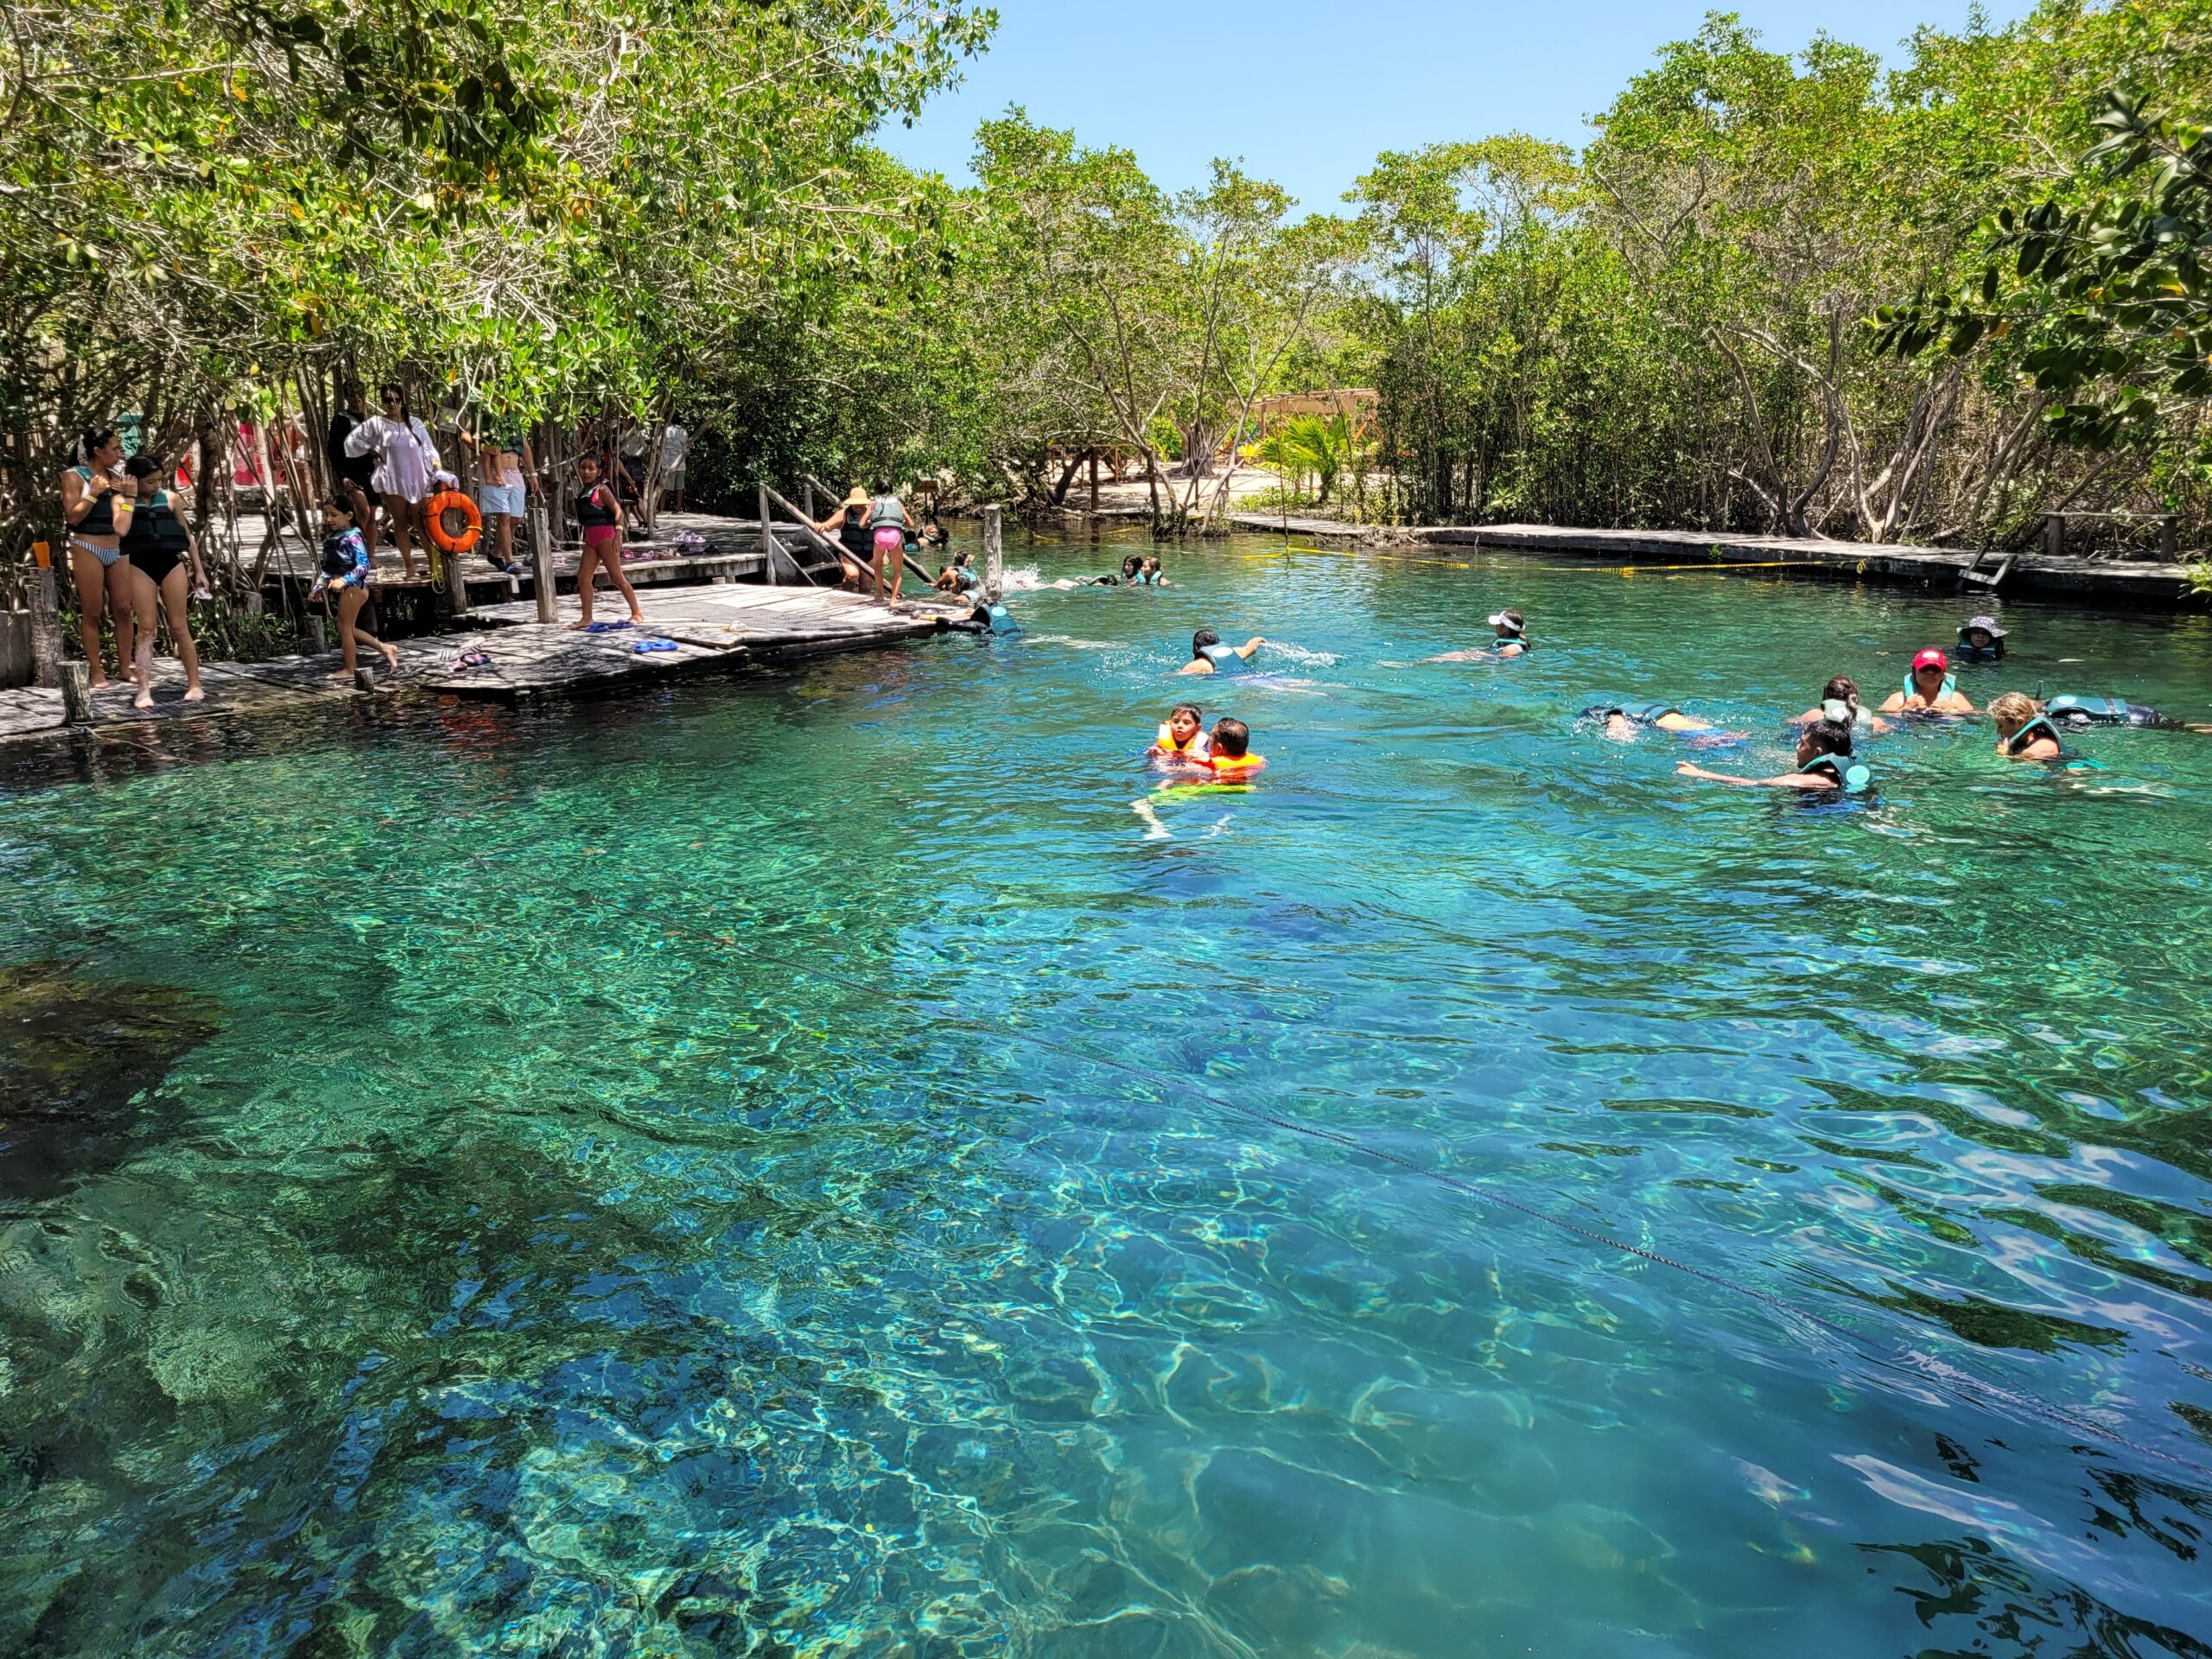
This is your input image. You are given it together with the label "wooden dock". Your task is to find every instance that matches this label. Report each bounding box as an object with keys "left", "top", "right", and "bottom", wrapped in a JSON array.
[
  {"left": 0, "top": 583, "right": 963, "bottom": 748},
  {"left": 1411, "top": 523, "right": 2195, "bottom": 604}
]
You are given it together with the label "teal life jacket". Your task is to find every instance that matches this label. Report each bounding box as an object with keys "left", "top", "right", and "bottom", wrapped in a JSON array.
[
  {"left": 1903, "top": 670, "right": 1959, "bottom": 702},
  {"left": 2005, "top": 715, "right": 2068, "bottom": 757},
  {"left": 1201, "top": 643, "right": 1247, "bottom": 673},
  {"left": 1801, "top": 754, "right": 1872, "bottom": 794}
]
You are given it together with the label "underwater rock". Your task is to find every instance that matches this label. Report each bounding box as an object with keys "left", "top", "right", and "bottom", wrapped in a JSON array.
[{"left": 0, "top": 963, "right": 220, "bottom": 1204}]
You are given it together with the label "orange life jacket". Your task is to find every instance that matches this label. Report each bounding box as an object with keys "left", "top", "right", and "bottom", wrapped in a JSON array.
[
  {"left": 1154, "top": 721, "right": 1210, "bottom": 758},
  {"left": 1207, "top": 751, "right": 1266, "bottom": 778}
]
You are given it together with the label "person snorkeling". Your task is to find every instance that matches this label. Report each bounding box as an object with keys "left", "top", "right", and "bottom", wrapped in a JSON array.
[
  {"left": 1880, "top": 649, "right": 1977, "bottom": 715},
  {"left": 1428, "top": 609, "right": 1529, "bottom": 662},
  {"left": 1989, "top": 691, "right": 2067, "bottom": 762},
  {"left": 1790, "top": 675, "right": 1892, "bottom": 736},
  {"left": 2036, "top": 693, "right": 2212, "bottom": 733},
  {"left": 1149, "top": 702, "right": 1211, "bottom": 765},
  {"left": 1676, "top": 718, "right": 1871, "bottom": 795},
  {"left": 1179, "top": 628, "right": 1265, "bottom": 677},
  {"left": 1580, "top": 702, "right": 1729, "bottom": 741},
  {"left": 1205, "top": 718, "right": 1265, "bottom": 779},
  {"left": 1955, "top": 615, "right": 2008, "bottom": 664}
]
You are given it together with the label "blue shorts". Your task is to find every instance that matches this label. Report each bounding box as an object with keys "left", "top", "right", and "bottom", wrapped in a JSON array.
[{"left": 478, "top": 482, "right": 525, "bottom": 518}]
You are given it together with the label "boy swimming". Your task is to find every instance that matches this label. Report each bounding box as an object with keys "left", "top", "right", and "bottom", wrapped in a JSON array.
[
  {"left": 1676, "top": 718, "right": 1871, "bottom": 794},
  {"left": 1150, "top": 702, "right": 1211, "bottom": 764},
  {"left": 1179, "top": 629, "right": 1267, "bottom": 677}
]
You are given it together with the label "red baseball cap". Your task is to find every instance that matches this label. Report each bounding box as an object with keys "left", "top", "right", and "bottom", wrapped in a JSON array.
[{"left": 1912, "top": 648, "right": 1948, "bottom": 673}]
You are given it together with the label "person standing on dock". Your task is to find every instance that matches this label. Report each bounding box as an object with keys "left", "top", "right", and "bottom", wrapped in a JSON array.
[
  {"left": 458, "top": 419, "right": 534, "bottom": 575},
  {"left": 868, "top": 480, "right": 915, "bottom": 605},
  {"left": 569, "top": 454, "right": 645, "bottom": 630},
  {"left": 61, "top": 427, "right": 146, "bottom": 698},
  {"left": 120, "top": 454, "right": 207, "bottom": 705},
  {"left": 343, "top": 385, "right": 438, "bottom": 580},
  {"left": 324, "top": 384, "right": 384, "bottom": 563},
  {"left": 813, "top": 487, "right": 876, "bottom": 589}
]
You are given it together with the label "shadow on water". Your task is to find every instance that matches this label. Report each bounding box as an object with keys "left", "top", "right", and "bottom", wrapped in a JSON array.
[{"left": 0, "top": 962, "right": 220, "bottom": 1205}]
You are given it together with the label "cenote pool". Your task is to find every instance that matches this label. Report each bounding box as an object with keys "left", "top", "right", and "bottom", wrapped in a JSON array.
[{"left": 2, "top": 527, "right": 2209, "bottom": 1657}]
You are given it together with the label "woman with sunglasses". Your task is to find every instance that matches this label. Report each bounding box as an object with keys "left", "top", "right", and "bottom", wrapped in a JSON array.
[
  {"left": 342, "top": 382, "right": 440, "bottom": 579},
  {"left": 1879, "top": 648, "right": 1977, "bottom": 716}
]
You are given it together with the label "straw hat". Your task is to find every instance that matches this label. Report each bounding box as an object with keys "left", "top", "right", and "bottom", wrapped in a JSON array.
[{"left": 844, "top": 485, "right": 869, "bottom": 507}]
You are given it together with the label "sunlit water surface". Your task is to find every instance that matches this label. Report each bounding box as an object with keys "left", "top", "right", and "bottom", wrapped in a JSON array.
[{"left": 2, "top": 529, "right": 2209, "bottom": 1658}]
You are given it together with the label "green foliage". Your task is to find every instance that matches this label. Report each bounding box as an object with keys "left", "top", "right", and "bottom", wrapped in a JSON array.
[{"left": 1876, "top": 86, "right": 2212, "bottom": 448}]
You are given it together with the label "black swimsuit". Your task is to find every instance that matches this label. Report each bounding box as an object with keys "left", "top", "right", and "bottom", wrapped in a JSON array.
[{"left": 119, "top": 492, "right": 188, "bottom": 585}]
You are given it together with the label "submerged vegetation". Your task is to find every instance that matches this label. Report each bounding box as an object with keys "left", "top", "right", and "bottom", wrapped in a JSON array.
[{"left": 3, "top": 0, "right": 2209, "bottom": 559}]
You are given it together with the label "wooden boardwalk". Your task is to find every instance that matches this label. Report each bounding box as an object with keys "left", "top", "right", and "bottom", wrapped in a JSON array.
[
  {"left": 0, "top": 583, "right": 962, "bottom": 747},
  {"left": 1412, "top": 523, "right": 2194, "bottom": 604}
]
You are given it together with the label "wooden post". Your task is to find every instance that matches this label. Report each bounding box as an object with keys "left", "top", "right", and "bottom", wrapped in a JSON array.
[
  {"left": 759, "top": 485, "right": 779, "bottom": 585},
  {"left": 29, "top": 547, "right": 62, "bottom": 689},
  {"left": 530, "top": 423, "right": 557, "bottom": 623},
  {"left": 803, "top": 480, "right": 817, "bottom": 520},
  {"left": 304, "top": 614, "right": 327, "bottom": 654},
  {"left": 60, "top": 661, "right": 92, "bottom": 724},
  {"left": 353, "top": 665, "right": 376, "bottom": 693},
  {"left": 2043, "top": 513, "right": 2064, "bottom": 559},
  {"left": 983, "top": 505, "right": 1003, "bottom": 601},
  {"left": 2160, "top": 516, "right": 2178, "bottom": 560},
  {"left": 1088, "top": 449, "right": 1100, "bottom": 512}
]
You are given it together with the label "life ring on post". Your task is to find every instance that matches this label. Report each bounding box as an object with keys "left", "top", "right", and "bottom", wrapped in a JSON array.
[{"left": 427, "top": 488, "right": 482, "bottom": 555}]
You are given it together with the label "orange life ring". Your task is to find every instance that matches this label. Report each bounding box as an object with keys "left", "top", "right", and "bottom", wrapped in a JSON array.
[{"left": 427, "top": 488, "right": 481, "bottom": 555}]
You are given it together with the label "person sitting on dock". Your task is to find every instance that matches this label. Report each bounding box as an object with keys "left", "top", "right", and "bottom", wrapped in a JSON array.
[
  {"left": 569, "top": 454, "right": 645, "bottom": 631},
  {"left": 1955, "top": 616, "right": 2008, "bottom": 663},
  {"left": 1179, "top": 628, "right": 1265, "bottom": 677},
  {"left": 314, "top": 495, "right": 399, "bottom": 678},
  {"left": 1205, "top": 719, "right": 1266, "bottom": 779},
  {"left": 1790, "top": 676, "right": 1892, "bottom": 736},
  {"left": 1990, "top": 692, "right": 2067, "bottom": 761},
  {"left": 1880, "top": 649, "right": 1977, "bottom": 716},
  {"left": 1149, "top": 702, "right": 1211, "bottom": 765},
  {"left": 1581, "top": 702, "right": 1727, "bottom": 741},
  {"left": 1427, "top": 609, "right": 1529, "bottom": 662},
  {"left": 1676, "top": 718, "right": 1871, "bottom": 795}
]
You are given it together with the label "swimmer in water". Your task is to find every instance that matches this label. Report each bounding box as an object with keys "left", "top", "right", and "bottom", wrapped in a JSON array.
[
  {"left": 1428, "top": 609, "right": 1529, "bottom": 661},
  {"left": 1149, "top": 702, "right": 1211, "bottom": 765},
  {"left": 1179, "top": 628, "right": 1266, "bottom": 677},
  {"left": 1989, "top": 691, "right": 2066, "bottom": 761},
  {"left": 1676, "top": 718, "right": 1871, "bottom": 794},
  {"left": 1205, "top": 718, "right": 1266, "bottom": 779},
  {"left": 1789, "top": 675, "right": 1893, "bottom": 736},
  {"left": 1955, "top": 615, "right": 2007, "bottom": 664},
  {"left": 1139, "top": 555, "right": 1166, "bottom": 586},
  {"left": 933, "top": 550, "right": 980, "bottom": 593},
  {"left": 1580, "top": 702, "right": 1731, "bottom": 741},
  {"left": 1880, "top": 648, "right": 1977, "bottom": 715}
]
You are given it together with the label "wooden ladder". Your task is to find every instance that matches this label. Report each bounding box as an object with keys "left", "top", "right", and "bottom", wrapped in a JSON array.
[{"left": 1956, "top": 544, "right": 2016, "bottom": 592}]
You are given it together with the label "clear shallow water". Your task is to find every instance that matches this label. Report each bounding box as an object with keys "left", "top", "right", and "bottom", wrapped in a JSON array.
[{"left": 2, "top": 528, "right": 2210, "bottom": 1658}]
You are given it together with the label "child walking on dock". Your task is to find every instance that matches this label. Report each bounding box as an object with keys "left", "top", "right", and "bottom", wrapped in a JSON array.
[
  {"left": 315, "top": 498, "right": 398, "bottom": 678},
  {"left": 571, "top": 454, "right": 645, "bottom": 631}
]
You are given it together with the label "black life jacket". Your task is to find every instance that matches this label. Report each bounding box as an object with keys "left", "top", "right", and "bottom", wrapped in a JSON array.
[{"left": 575, "top": 486, "right": 617, "bottom": 528}]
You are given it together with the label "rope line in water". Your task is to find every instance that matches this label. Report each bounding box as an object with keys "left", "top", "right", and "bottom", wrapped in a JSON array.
[{"left": 569, "top": 887, "right": 2212, "bottom": 1484}]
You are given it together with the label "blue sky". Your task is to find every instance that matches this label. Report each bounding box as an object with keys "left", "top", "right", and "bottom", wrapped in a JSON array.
[{"left": 885, "top": 0, "right": 2031, "bottom": 212}]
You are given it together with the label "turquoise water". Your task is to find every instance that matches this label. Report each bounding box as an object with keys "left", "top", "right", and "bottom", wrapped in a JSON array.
[{"left": 3, "top": 528, "right": 2210, "bottom": 1657}]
